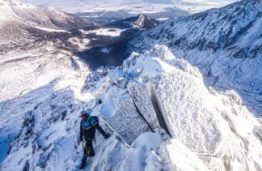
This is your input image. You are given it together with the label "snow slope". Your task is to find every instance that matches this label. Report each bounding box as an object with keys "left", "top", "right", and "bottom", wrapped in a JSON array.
[
  {"left": 0, "top": 1, "right": 163, "bottom": 170},
  {"left": 0, "top": 0, "right": 84, "bottom": 27},
  {"left": 130, "top": 0, "right": 262, "bottom": 116},
  {"left": 0, "top": 0, "right": 86, "bottom": 51},
  {"left": 2, "top": 44, "right": 261, "bottom": 171},
  {"left": 1, "top": 0, "right": 262, "bottom": 171}
]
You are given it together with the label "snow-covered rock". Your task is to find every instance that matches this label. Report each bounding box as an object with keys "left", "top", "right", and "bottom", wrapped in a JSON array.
[
  {"left": 133, "top": 14, "right": 159, "bottom": 29},
  {"left": 130, "top": 0, "right": 262, "bottom": 115},
  {"left": 121, "top": 45, "right": 262, "bottom": 171}
]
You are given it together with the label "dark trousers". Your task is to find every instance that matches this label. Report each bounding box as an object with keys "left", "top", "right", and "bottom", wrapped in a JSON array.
[
  {"left": 80, "top": 138, "right": 95, "bottom": 168},
  {"left": 83, "top": 138, "right": 95, "bottom": 157}
]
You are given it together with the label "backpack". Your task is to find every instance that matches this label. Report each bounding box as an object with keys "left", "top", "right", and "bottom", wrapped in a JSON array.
[{"left": 81, "top": 116, "right": 98, "bottom": 130}]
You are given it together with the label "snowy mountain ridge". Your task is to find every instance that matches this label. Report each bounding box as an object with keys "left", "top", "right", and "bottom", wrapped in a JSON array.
[
  {"left": 2, "top": 43, "right": 261, "bottom": 171},
  {"left": 0, "top": 0, "right": 85, "bottom": 53},
  {"left": 130, "top": 0, "right": 262, "bottom": 115},
  {"left": 22, "top": 0, "right": 237, "bottom": 14},
  {"left": 0, "top": 0, "right": 83, "bottom": 27},
  {"left": 132, "top": 0, "right": 262, "bottom": 56},
  {"left": 0, "top": 0, "right": 262, "bottom": 171}
]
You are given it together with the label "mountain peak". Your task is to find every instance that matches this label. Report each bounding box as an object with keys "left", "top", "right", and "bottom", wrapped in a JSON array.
[{"left": 133, "top": 14, "right": 159, "bottom": 29}]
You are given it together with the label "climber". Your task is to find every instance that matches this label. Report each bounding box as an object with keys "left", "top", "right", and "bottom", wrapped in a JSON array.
[{"left": 79, "top": 111, "right": 110, "bottom": 169}]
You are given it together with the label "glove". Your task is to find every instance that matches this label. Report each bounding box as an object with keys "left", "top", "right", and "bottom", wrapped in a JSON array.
[{"left": 104, "top": 134, "right": 111, "bottom": 139}]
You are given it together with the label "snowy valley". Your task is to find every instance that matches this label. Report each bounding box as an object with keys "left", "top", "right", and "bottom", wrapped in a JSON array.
[{"left": 0, "top": 0, "right": 262, "bottom": 171}]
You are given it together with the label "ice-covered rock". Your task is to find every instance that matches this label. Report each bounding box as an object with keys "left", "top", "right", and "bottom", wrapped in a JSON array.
[{"left": 122, "top": 45, "right": 262, "bottom": 171}]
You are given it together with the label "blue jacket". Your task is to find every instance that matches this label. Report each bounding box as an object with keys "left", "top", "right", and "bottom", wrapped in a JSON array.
[{"left": 80, "top": 116, "right": 108, "bottom": 141}]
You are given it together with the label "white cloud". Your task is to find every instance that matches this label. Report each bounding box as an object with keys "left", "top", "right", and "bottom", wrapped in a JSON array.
[{"left": 21, "top": 0, "right": 237, "bottom": 13}]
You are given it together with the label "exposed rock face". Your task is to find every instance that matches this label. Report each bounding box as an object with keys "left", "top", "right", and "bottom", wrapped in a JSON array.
[{"left": 133, "top": 14, "right": 159, "bottom": 29}]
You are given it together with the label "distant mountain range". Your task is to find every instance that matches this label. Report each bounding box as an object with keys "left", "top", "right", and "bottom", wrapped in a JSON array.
[
  {"left": 22, "top": 0, "right": 237, "bottom": 13},
  {"left": 0, "top": 0, "right": 87, "bottom": 53}
]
